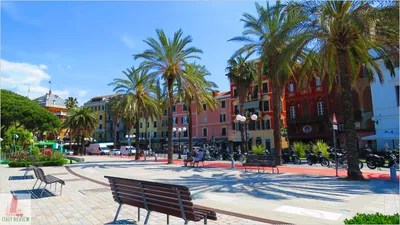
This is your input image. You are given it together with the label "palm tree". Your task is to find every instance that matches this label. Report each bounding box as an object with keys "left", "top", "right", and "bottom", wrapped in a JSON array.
[
  {"left": 108, "top": 95, "right": 125, "bottom": 149},
  {"left": 282, "top": 1, "right": 398, "bottom": 180},
  {"left": 65, "top": 97, "right": 78, "bottom": 110},
  {"left": 109, "top": 66, "right": 161, "bottom": 160},
  {"left": 134, "top": 29, "right": 203, "bottom": 164},
  {"left": 226, "top": 55, "right": 257, "bottom": 153},
  {"left": 177, "top": 63, "right": 219, "bottom": 152},
  {"left": 63, "top": 107, "right": 99, "bottom": 155},
  {"left": 229, "top": 1, "right": 304, "bottom": 161}
]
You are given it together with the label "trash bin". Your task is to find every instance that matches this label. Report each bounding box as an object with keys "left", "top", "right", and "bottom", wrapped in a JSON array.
[{"left": 390, "top": 165, "right": 397, "bottom": 182}]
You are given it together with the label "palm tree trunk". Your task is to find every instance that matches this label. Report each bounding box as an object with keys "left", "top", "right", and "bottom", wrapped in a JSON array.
[
  {"left": 167, "top": 78, "right": 174, "bottom": 164},
  {"left": 80, "top": 135, "right": 84, "bottom": 156},
  {"left": 113, "top": 120, "right": 117, "bottom": 149},
  {"left": 135, "top": 113, "right": 140, "bottom": 160},
  {"left": 144, "top": 118, "right": 148, "bottom": 149},
  {"left": 187, "top": 105, "right": 193, "bottom": 151},
  {"left": 272, "top": 81, "right": 282, "bottom": 164},
  {"left": 338, "top": 49, "right": 364, "bottom": 180},
  {"left": 69, "top": 130, "right": 73, "bottom": 154}
]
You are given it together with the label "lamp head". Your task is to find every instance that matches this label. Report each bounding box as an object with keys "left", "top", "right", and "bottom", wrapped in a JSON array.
[
  {"left": 178, "top": 128, "right": 182, "bottom": 132},
  {"left": 235, "top": 115, "right": 242, "bottom": 121},
  {"left": 173, "top": 127, "right": 177, "bottom": 132},
  {"left": 125, "top": 135, "right": 128, "bottom": 138},
  {"left": 183, "top": 127, "right": 187, "bottom": 132},
  {"left": 251, "top": 114, "right": 258, "bottom": 121},
  {"left": 240, "top": 116, "right": 246, "bottom": 122}
]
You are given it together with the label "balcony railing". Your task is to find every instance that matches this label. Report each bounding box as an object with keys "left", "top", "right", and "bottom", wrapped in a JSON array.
[{"left": 287, "top": 115, "right": 328, "bottom": 124}]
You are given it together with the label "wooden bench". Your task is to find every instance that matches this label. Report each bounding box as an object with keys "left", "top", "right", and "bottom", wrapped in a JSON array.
[
  {"left": 105, "top": 176, "right": 217, "bottom": 224},
  {"left": 243, "top": 155, "right": 279, "bottom": 174},
  {"left": 32, "top": 167, "right": 65, "bottom": 197}
]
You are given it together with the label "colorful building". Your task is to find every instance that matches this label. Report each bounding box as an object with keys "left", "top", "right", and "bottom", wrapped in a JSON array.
[
  {"left": 228, "top": 75, "right": 288, "bottom": 153},
  {"left": 34, "top": 90, "right": 68, "bottom": 140}
]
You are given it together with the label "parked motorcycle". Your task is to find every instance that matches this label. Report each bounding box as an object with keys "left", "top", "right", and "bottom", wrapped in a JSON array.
[
  {"left": 366, "top": 149, "right": 398, "bottom": 169},
  {"left": 327, "top": 148, "right": 363, "bottom": 169},
  {"left": 306, "top": 150, "right": 329, "bottom": 166},
  {"left": 282, "top": 150, "right": 301, "bottom": 164}
]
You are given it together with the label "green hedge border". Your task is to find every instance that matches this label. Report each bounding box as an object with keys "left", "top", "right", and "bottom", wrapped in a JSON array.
[
  {"left": 344, "top": 213, "right": 399, "bottom": 224},
  {"left": 8, "top": 159, "right": 68, "bottom": 167}
]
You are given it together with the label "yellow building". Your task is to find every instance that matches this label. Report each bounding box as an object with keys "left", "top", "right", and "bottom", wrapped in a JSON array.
[{"left": 83, "top": 95, "right": 114, "bottom": 142}]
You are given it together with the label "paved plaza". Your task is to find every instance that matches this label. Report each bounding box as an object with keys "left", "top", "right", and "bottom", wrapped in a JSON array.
[{"left": 1, "top": 156, "right": 399, "bottom": 225}]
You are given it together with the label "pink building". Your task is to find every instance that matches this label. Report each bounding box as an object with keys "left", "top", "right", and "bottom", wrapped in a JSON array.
[{"left": 172, "top": 91, "right": 231, "bottom": 149}]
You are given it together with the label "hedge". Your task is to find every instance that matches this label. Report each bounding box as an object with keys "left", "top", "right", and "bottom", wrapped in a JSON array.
[
  {"left": 344, "top": 213, "right": 399, "bottom": 224},
  {"left": 8, "top": 159, "right": 68, "bottom": 167}
]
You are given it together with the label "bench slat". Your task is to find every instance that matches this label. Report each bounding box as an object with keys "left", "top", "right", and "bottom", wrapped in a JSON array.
[
  {"left": 112, "top": 191, "right": 194, "bottom": 207},
  {"left": 110, "top": 184, "right": 192, "bottom": 201},
  {"left": 106, "top": 176, "right": 189, "bottom": 191}
]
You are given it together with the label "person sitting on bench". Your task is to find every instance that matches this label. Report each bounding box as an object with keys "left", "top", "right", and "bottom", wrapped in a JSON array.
[
  {"left": 184, "top": 148, "right": 198, "bottom": 166},
  {"left": 189, "top": 150, "right": 204, "bottom": 166}
]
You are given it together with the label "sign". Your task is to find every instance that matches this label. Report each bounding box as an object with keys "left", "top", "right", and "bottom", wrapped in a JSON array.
[
  {"left": 333, "top": 124, "right": 338, "bottom": 130},
  {"left": 332, "top": 113, "right": 338, "bottom": 125},
  {"left": 303, "top": 125, "right": 312, "bottom": 133}
]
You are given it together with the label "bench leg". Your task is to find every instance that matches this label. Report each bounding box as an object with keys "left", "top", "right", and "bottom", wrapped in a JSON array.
[
  {"left": 24, "top": 170, "right": 29, "bottom": 178},
  {"left": 37, "top": 181, "right": 42, "bottom": 189},
  {"left": 138, "top": 208, "right": 140, "bottom": 221},
  {"left": 60, "top": 184, "right": 63, "bottom": 195},
  {"left": 40, "top": 184, "right": 47, "bottom": 197},
  {"left": 113, "top": 204, "right": 122, "bottom": 222},
  {"left": 204, "top": 216, "right": 207, "bottom": 224},
  {"left": 32, "top": 179, "right": 39, "bottom": 190},
  {"left": 167, "top": 215, "right": 169, "bottom": 225},
  {"left": 144, "top": 210, "right": 151, "bottom": 225}
]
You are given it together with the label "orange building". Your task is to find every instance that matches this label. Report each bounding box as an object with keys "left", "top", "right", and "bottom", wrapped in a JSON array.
[{"left": 34, "top": 90, "right": 68, "bottom": 140}]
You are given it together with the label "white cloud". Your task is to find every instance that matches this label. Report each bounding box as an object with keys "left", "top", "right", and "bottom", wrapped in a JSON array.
[
  {"left": 39, "top": 64, "right": 48, "bottom": 70},
  {"left": 77, "top": 90, "right": 88, "bottom": 97},
  {"left": 121, "top": 35, "right": 136, "bottom": 49}
]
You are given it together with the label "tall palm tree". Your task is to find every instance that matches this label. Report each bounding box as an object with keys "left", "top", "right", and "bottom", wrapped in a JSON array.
[
  {"left": 176, "top": 63, "right": 218, "bottom": 152},
  {"left": 65, "top": 97, "right": 78, "bottom": 110},
  {"left": 108, "top": 95, "right": 125, "bottom": 149},
  {"left": 226, "top": 54, "right": 257, "bottom": 154},
  {"left": 109, "top": 66, "right": 161, "bottom": 160},
  {"left": 282, "top": 1, "right": 398, "bottom": 180},
  {"left": 134, "top": 29, "right": 203, "bottom": 164},
  {"left": 229, "top": 1, "right": 304, "bottom": 160},
  {"left": 63, "top": 107, "right": 99, "bottom": 155}
]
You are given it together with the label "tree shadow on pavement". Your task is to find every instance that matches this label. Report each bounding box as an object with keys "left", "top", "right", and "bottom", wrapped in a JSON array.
[
  {"left": 104, "top": 219, "right": 137, "bottom": 224},
  {"left": 69, "top": 163, "right": 151, "bottom": 170},
  {"left": 147, "top": 169, "right": 399, "bottom": 202}
]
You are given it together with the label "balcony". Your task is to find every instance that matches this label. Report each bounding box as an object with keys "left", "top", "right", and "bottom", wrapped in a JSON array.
[
  {"left": 287, "top": 115, "right": 328, "bottom": 124},
  {"left": 54, "top": 111, "right": 67, "bottom": 116}
]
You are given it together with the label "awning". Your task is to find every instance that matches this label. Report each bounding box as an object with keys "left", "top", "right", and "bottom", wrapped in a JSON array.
[
  {"left": 243, "top": 101, "right": 259, "bottom": 109},
  {"left": 362, "top": 132, "right": 400, "bottom": 141}
]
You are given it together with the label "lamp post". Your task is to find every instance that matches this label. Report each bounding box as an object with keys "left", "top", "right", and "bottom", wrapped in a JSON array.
[
  {"left": 125, "top": 134, "right": 135, "bottom": 156},
  {"left": 0, "top": 138, "right": 3, "bottom": 162},
  {"left": 173, "top": 127, "right": 187, "bottom": 159},
  {"left": 235, "top": 114, "right": 258, "bottom": 154},
  {"left": 13, "top": 134, "right": 19, "bottom": 155}
]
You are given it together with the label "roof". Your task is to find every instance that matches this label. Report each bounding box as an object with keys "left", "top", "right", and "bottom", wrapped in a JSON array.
[
  {"left": 91, "top": 94, "right": 115, "bottom": 99},
  {"left": 217, "top": 91, "right": 230, "bottom": 97},
  {"left": 34, "top": 91, "right": 66, "bottom": 109}
]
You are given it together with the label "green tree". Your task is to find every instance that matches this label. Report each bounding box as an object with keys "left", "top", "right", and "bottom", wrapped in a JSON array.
[
  {"left": 63, "top": 107, "right": 99, "bottom": 155},
  {"left": 284, "top": 1, "right": 398, "bottom": 180},
  {"left": 65, "top": 97, "right": 78, "bottom": 110},
  {"left": 4, "top": 127, "right": 33, "bottom": 155},
  {"left": 177, "top": 63, "right": 219, "bottom": 151},
  {"left": 1, "top": 89, "right": 61, "bottom": 135},
  {"left": 229, "top": 1, "right": 303, "bottom": 160},
  {"left": 226, "top": 54, "right": 257, "bottom": 153},
  {"left": 134, "top": 29, "right": 203, "bottom": 164},
  {"left": 109, "top": 66, "right": 161, "bottom": 160}
]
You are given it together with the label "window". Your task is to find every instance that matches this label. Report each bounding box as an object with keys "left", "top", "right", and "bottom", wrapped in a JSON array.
[
  {"left": 263, "top": 100, "right": 270, "bottom": 111},
  {"left": 220, "top": 114, "right": 226, "bottom": 122},
  {"left": 234, "top": 105, "right": 239, "bottom": 114},
  {"left": 290, "top": 106, "right": 296, "bottom": 119},
  {"left": 263, "top": 82, "right": 269, "bottom": 93},
  {"left": 99, "top": 124, "right": 102, "bottom": 129},
  {"left": 183, "top": 130, "right": 188, "bottom": 137},
  {"left": 203, "top": 104, "right": 207, "bottom": 111},
  {"left": 161, "top": 131, "right": 164, "bottom": 137},
  {"left": 99, "top": 115, "right": 103, "bottom": 120},
  {"left": 140, "top": 123, "right": 143, "bottom": 128},
  {"left": 317, "top": 102, "right": 324, "bottom": 115},
  {"left": 182, "top": 116, "right": 188, "bottom": 124},
  {"left": 147, "top": 121, "right": 150, "bottom": 128},
  {"left": 153, "top": 121, "right": 157, "bottom": 128},
  {"left": 173, "top": 117, "right": 177, "bottom": 125},
  {"left": 221, "top": 101, "right": 226, "bottom": 108},
  {"left": 253, "top": 85, "right": 258, "bottom": 98},
  {"left": 166, "top": 131, "right": 169, "bottom": 137},
  {"left": 265, "top": 139, "right": 271, "bottom": 151},
  {"left": 164, "top": 109, "right": 167, "bottom": 116},
  {"left": 316, "top": 77, "right": 321, "bottom": 87},
  {"left": 289, "top": 83, "right": 295, "bottom": 93},
  {"left": 335, "top": 75, "right": 339, "bottom": 84},
  {"left": 203, "top": 128, "right": 208, "bottom": 137},
  {"left": 233, "top": 89, "right": 238, "bottom": 98},
  {"left": 396, "top": 85, "right": 399, "bottom": 107},
  {"left": 203, "top": 116, "right": 207, "bottom": 123},
  {"left": 52, "top": 100, "right": 56, "bottom": 105},
  {"left": 173, "top": 105, "right": 176, "bottom": 112},
  {"left": 222, "top": 128, "right": 227, "bottom": 136},
  {"left": 262, "top": 119, "right": 271, "bottom": 130},
  {"left": 183, "top": 104, "right": 187, "bottom": 111}
]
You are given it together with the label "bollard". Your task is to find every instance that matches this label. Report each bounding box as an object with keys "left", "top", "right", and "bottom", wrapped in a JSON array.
[{"left": 390, "top": 165, "right": 397, "bottom": 182}]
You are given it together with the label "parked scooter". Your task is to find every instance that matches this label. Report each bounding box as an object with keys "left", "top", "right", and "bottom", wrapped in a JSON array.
[
  {"left": 306, "top": 150, "right": 329, "bottom": 166},
  {"left": 328, "top": 148, "right": 363, "bottom": 169},
  {"left": 366, "top": 149, "right": 398, "bottom": 169},
  {"left": 282, "top": 150, "right": 301, "bottom": 164}
]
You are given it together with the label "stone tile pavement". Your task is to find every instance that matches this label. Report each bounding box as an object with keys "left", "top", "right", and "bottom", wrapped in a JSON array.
[{"left": 0, "top": 165, "right": 271, "bottom": 225}]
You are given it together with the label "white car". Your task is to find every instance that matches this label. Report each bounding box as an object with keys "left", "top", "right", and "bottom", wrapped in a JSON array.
[
  {"left": 65, "top": 150, "right": 73, "bottom": 156},
  {"left": 120, "top": 146, "right": 136, "bottom": 155},
  {"left": 109, "top": 149, "right": 121, "bottom": 155}
]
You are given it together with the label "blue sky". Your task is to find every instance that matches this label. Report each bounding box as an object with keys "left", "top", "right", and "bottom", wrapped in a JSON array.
[{"left": 1, "top": 1, "right": 260, "bottom": 105}]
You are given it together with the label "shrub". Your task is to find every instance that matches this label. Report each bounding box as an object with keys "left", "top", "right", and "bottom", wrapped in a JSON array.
[
  {"left": 251, "top": 145, "right": 265, "bottom": 155},
  {"left": 344, "top": 213, "right": 399, "bottom": 224},
  {"left": 312, "top": 140, "right": 329, "bottom": 157},
  {"left": 292, "top": 142, "right": 309, "bottom": 158},
  {"left": 8, "top": 159, "right": 68, "bottom": 167},
  {"left": 32, "top": 146, "right": 40, "bottom": 155}
]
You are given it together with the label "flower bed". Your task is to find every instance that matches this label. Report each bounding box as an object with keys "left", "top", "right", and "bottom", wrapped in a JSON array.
[{"left": 7, "top": 151, "right": 68, "bottom": 167}]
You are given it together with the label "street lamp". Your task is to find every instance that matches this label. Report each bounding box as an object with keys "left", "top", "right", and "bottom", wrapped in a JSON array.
[
  {"left": 13, "top": 134, "right": 19, "bottom": 155},
  {"left": 236, "top": 114, "right": 258, "bottom": 153},
  {"left": 0, "top": 138, "right": 3, "bottom": 162},
  {"left": 125, "top": 134, "right": 135, "bottom": 157},
  {"left": 173, "top": 127, "right": 187, "bottom": 159}
]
